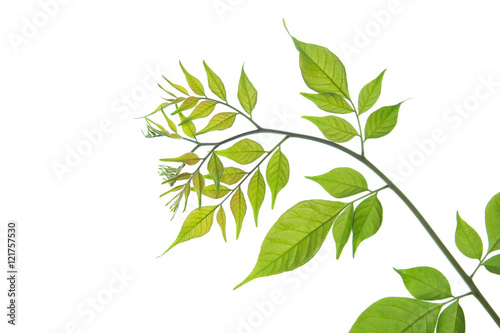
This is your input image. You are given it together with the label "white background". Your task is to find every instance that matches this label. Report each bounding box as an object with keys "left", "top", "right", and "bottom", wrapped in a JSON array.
[{"left": 2, "top": 0, "right": 500, "bottom": 332}]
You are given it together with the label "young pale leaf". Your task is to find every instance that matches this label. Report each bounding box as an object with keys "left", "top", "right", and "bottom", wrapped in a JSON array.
[
  {"left": 266, "top": 147, "right": 290, "bottom": 209},
  {"left": 455, "top": 212, "right": 483, "bottom": 260},
  {"left": 160, "top": 206, "right": 217, "bottom": 255},
  {"left": 159, "top": 185, "right": 183, "bottom": 198},
  {"left": 350, "top": 297, "right": 443, "bottom": 333},
  {"left": 182, "top": 182, "right": 191, "bottom": 212},
  {"left": 306, "top": 167, "right": 368, "bottom": 199},
  {"left": 192, "top": 172, "right": 205, "bottom": 209},
  {"left": 394, "top": 266, "right": 453, "bottom": 300},
  {"left": 196, "top": 112, "right": 237, "bottom": 135},
  {"left": 248, "top": 169, "right": 266, "bottom": 226},
  {"left": 203, "top": 61, "right": 227, "bottom": 101},
  {"left": 364, "top": 102, "right": 404, "bottom": 139},
  {"left": 203, "top": 167, "right": 247, "bottom": 185},
  {"left": 160, "top": 152, "right": 200, "bottom": 166},
  {"left": 234, "top": 200, "right": 345, "bottom": 289},
  {"left": 300, "top": 92, "right": 353, "bottom": 114},
  {"left": 286, "top": 23, "right": 350, "bottom": 99},
  {"left": 230, "top": 187, "right": 247, "bottom": 239},
  {"left": 179, "top": 101, "right": 217, "bottom": 125},
  {"left": 358, "top": 69, "right": 386, "bottom": 114},
  {"left": 436, "top": 301, "right": 466, "bottom": 333},
  {"left": 179, "top": 61, "right": 205, "bottom": 96},
  {"left": 207, "top": 153, "right": 224, "bottom": 197},
  {"left": 237, "top": 66, "right": 258, "bottom": 115},
  {"left": 216, "top": 206, "right": 227, "bottom": 242},
  {"left": 203, "top": 184, "right": 231, "bottom": 199},
  {"left": 163, "top": 75, "right": 189, "bottom": 95},
  {"left": 178, "top": 112, "right": 196, "bottom": 138},
  {"left": 303, "top": 115, "right": 359, "bottom": 143},
  {"left": 161, "top": 110, "right": 177, "bottom": 133},
  {"left": 483, "top": 254, "right": 500, "bottom": 275},
  {"left": 172, "top": 96, "right": 200, "bottom": 114},
  {"left": 486, "top": 192, "right": 500, "bottom": 253},
  {"left": 158, "top": 83, "right": 177, "bottom": 98},
  {"left": 352, "top": 194, "right": 383, "bottom": 256},
  {"left": 332, "top": 204, "right": 353, "bottom": 259},
  {"left": 216, "top": 139, "right": 265, "bottom": 165}
]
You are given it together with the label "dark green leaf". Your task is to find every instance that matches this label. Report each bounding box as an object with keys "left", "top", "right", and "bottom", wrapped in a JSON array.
[
  {"left": 358, "top": 69, "right": 386, "bottom": 114},
  {"left": 248, "top": 169, "right": 266, "bottom": 226},
  {"left": 235, "top": 200, "right": 345, "bottom": 289},
  {"left": 216, "top": 206, "right": 227, "bottom": 242},
  {"left": 394, "top": 266, "right": 453, "bottom": 300},
  {"left": 266, "top": 147, "right": 290, "bottom": 209},
  {"left": 196, "top": 112, "right": 237, "bottom": 135},
  {"left": 160, "top": 152, "right": 200, "bottom": 166},
  {"left": 486, "top": 192, "right": 500, "bottom": 253},
  {"left": 179, "top": 101, "right": 217, "bottom": 125},
  {"left": 230, "top": 187, "right": 247, "bottom": 239},
  {"left": 352, "top": 194, "right": 383, "bottom": 256},
  {"left": 238, "top": 66, "right": 258, "bottom": 115},
  {"left": 303, "top": 115, "right": 358, "bottom": 143},
  {"left": 207, "top": 153, "right": 224, "bottom": 197},
  {"left": 300, "top": 92, "right": 353, "bottom": 114},
  {"left": 332, "top": 204, "right": 353, "bottom": 259},
  {"left": 216, "top": 139, "right": 265, "bottom": 165},
  {"left": 364, "top": 102, "right": 404, "bottom": 139},
  {"left": 483, "top": 254, "right": 500, "bottom": 275},
  {"left": 436, "top": 301, "right": 466, "bottom": 333},
  {"left": 179, "top": 61, "right": 205, "bottom": 96},
  {"left": 203, "top": 61, "right": 227, "bottom": 101},
  {"left": 455, "top": 212, "right": 483, "bottom": 260},
  {"left": 306, "top": 167, "right": 368, "bottom": 199}
]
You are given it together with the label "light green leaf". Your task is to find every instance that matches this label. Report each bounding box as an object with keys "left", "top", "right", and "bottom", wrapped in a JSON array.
[
  {"left": 248, "top": 169, "right": 266, "bottom": 226},
  {"left": 203, "top": 184, "right": 231, "bottom": 199},
  {"left": 306, "top": 167, "right": 368, "bottom": 199},
  {"left": 364, "top": 101, "right": 404, "bottom": 139},
  {"left": 172, "top": 97, "right": 200, "bottom": 115},
  {"left": 178, "top": 112, "right": 196, "bottom": 138},
  {"left": 286, "top": 23, "right": 349, "bottom": 99},
  {"left": 182, "top": 182, "right": 191, "bottom": 212},
  {"left": 486, "top": 192, "right": 500, "bottom": 253},
  {"left": 216, "top": 206, "right": 227, "bottom": 242},
  {"left": 204, "top": 167, "right": 247, "bottom": 185},
  {"left": 437, "top": 301, "right": 466, "bottom": 333},
  {"left": 358, "top": 69, "right": 386, "bottom": 114},
  {"left": 160, "top": 152, "right": 200, "bottom": 166},
  {"left": 160, "top": 206, "right": 217, "bottom": 255},
  {"left": 332, "top": 204, "right": 353, "bottom": 259},
  {"left": 300, "top": 92, "right": 353, "bottom": 114},
  {"left": 394, "top": 266, "right": 453, "bottom": 300},
  {"left": 159, "top": 185, "right": 183, "bottom": 198},
  {"left": 455, "top": 212, "right": 483, "bottom": 260},
  {"left": 238, "top": 66, "right": 258, "bottom": 115},
  {"left": 161, "top": 109, "right": 177, "bottom": 133},
  {"left": 216, "top": 139, "right": 265, "bottom": 165},
  {"left": 179, "top": 101, "right": 217, "bottom": 125},
  {"left": 192, "top": 171, "right": 205, "bottom": 209},
  {"left": 196, "top": 112, "right": 237, "bottom": 135},
  {"left": 235, "top": 200, "right": 345, "bottom": 289},
  {"left": 179, "top": 61, "right": 205, "bottom": 96},
  {"left": 350, "top": 297, "right": 443, "bottom": 333},
  {"left": 203, "top": 61, "right": 227, "bottom": 101},
  {"left": 207, "top": 153, "right": 224, "bottom": 197},
  {"left": 303, "top": 115, "right": 358, "bottom": 143},
  {"left": 230, "top": 187, "right": 247, "bottom": 239},
  {"left": 483, "top": 254, "right": 500, "bottom": 275},
  {"left": 266, "top": 147, "right": 290, "bottom": 209},
  {"left": 157, "top": 83, "right": 177, "bottom": 98},
  {"left": 162, "top": 75, "right": 189, "bottom": 95},
  {"left": 352, "top": 194, "right": 383, "bottom": 256}
]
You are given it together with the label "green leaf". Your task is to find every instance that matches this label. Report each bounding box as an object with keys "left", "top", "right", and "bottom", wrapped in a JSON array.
[
  {"left": 248, "top": 169, "right": 266, "bottom": 226},
  {"left": 203, "top": 167, "right": 247, "bottom": 185},
  {"left": 364, "top": 102, "right": 404, "bottom": 140},
  {"left": 159, "top": 185, "right": 184, "bottom": 198},
  {"left": 306, "top": 167, "right": 368, "bottom": 199},
  {"left": 350, "top": 297, "right": 443, "bottom": 333},
  {"left": 332, "top": 204, "right": 353, "bottom": 259},
  {"left": 192, "top": 171, "right": 205, "bottom": 209},
  {"left": 486, "top": 192, "right": 500, "bottom": 253},
  {"left": 238, "top": 65, "right": 258, "bottom": 115},
  {"left": 161, "top": 109, "right": 177, "bottom": 133},
  {"left": 436, "top": 301, "right": 466, "bottom": 333},
  {"left": 182, "top": 182, "right": 191, "bottom": 212},
  {"left": 483, "top": 254, "right": 500, "bottom": 275},
  {"left": 266, "top": 147, "right": 290, "bottom": 209},
  {"left": 235, "top": 200, "right": 345, "bottom": 289},
  {"left": 300, "top": 92, "right": 353, "bottom": 114},
  {"left": 394, "top": 266, "right": 453, "bottom": 300},
  {"left": 455, "top": 212, "right": 483, "bottom": 260},
  {"left": 207, "top": 153, "right": 224, "bottom": 197},
  {"left": 286, "top": 24, "right": 349, "bottom": 99},
  {"left": 160, "top": 152, "right": 200, "bottom": 166},
  {"left": 178, "top": 112, "right": 196, "bottom": 138},
  {"left": 230, "top": 187, "right": 247, "bottom": 239},
  {"left": 302, "top": 115, "right": 358, "bottom": 143},
  {"left": 179, "top": 101, "right": 217, "bottom": 125},
  {"left": 157, "top": 83, "right": 177, "bottom": 98},
  {"left": 179, "top": 61, "right": 205, "bottom": 96},
  {"left": 216, "top": 139, "right": 265, "bottom": 165},
  {"left": 358, "top": 69, "right": 386, "bottom": 114},
  {"left": 172, "top": 97, "right": 200, "bottom": 115},
  {"left": 162, "top": 75, "right": 189, "bottom": 95},
  {"left": 196, "top": 112, "right": 237, "bottom": 135},
  {"left": 216, "top": 206, "right": 227, "bottom": 242},
  {"left": 203, "top": 184, "right": 231, "bottom": 199},
  {"left": 160, "top": 206, "right": 217, "bottom": 254},
  {"left": 203, "top": 61, "right": 227, "bottom": 101},
  {"left": 352, "top": 194, "right": 383, "bottom": 256}
]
